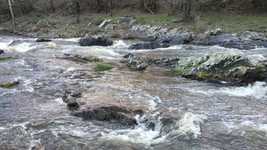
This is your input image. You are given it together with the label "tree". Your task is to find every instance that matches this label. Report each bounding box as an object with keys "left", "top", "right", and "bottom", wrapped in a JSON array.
[
  {"left": 140, "top": 0, "right": 159, "bottom": 14},
  {"left": 177, "top": 0, "right": 197, "bottom": 22},
  {"left": 7, "top": 0, "right": 15, "bottom": 31},
  {"left": 49, "top": 0, "right": 55, "bottom": 13}
]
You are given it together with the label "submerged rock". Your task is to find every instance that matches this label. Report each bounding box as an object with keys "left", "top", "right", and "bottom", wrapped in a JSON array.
[
  {"left": 79, "top": 36, "right": 113, "bottom": 46},
  {"left": 129, "top": 41, "right": 169, "bottom": 50},
  {"left": 72, "top": 105, "right": 143, "bottom": 126},
  {"left": 173, "top": 53, "right": 267, "bottom": 84},
  {"left": 36, "top": 38, "right": 52, "bottom": 42},
  {"left": 60, "top": 53, "right": 102, "bottom": 63},
  {"left": 62, "top": 90, "right": 82, "bottom": 110},
  {"left": 0, "top": 49, "right": 4, "bottom": 55}
]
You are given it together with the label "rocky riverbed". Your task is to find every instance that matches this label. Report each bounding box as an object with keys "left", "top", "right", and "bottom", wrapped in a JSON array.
[{"left": 0, "top": 35, "right": 267, "bottom": 150}]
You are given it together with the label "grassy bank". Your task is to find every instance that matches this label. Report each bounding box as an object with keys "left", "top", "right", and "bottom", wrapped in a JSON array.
[{"left": 1, "top": 13, "right": 267, "bottom": 37}]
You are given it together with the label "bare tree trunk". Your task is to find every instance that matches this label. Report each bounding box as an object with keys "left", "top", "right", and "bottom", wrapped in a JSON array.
[
  {"left": 7, "top": 0, "right": 15, "bottom": 32},
  {"left": 50, "top": 0, "right": 55, "bottom": 13},
  {"left": 75, "top": 0, "right": 81, "bottom": 23},
  {"left": 109, "top": 0, "right": 113, "bottom": 17}
]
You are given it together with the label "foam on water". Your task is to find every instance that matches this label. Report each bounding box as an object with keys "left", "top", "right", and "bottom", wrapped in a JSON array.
[
  {"left": 224, "top": 120, "right": 267, "bottom": 133},
  {"left": 111, "top": 40, "right": 129, "bottom": 49},
  {"left": 191, "top": 82, "right": 267, "bottom": 99},
  {"left": 7, "top": 42, "right": 34, "bottom": 52},
  {"left": 102, "top": 115, "right": 165, "bottom": 145},
  {"left": 23, "top": 79, "right": 34, "bottom": 93},
  {"left": 175, "top": 112, "right": 207, "bottom": 139}
]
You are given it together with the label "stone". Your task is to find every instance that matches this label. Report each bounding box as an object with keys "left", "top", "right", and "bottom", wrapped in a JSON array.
[
  {"left": 36, "top": 38, "right": 52, "bottom": 42},
  {"left": 0, "top": 49, "right": 4, "bottom": 55},
  {"left": 72, "top": 105, "right": 143, "bottom": 126},
  {"left": 62, "top": 90, "right": 82, "bottom": 110},
  {"left": 123, "top": 53, "right": 149, "bottom": 71},
  {"left": 60, "top": 53, "right": 102, "bottom": 63},
  {"left": 129, "top": 41, "right": 169, "bottom": 50},
  {"left": 79, "top": 36, "right": 113, "bottom": 46},
  {"left": 123, "top": 53, "right": 179, "bottom": 71},
  {"left": 173, "top": 53, "right": 267, "bottom": 84}
]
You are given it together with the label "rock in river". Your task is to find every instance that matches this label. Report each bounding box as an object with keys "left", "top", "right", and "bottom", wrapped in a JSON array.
[
  {"left": 0, "top": 49, "right": 4, "bottom": 55},
  {"left": 72, "top": 105, "right": 143, "bottom": 126},
  {"left": 79, "top": 36, "right": 113, "bottom": 46},
  {"left": 36, "top": 38, "right": 52, "bottom": 42},
  {"left": 173, "top": 53, "right": 267, "bottom": 84},
  {"left": 129, "top": 41, "right": 169, "bottom": 50}
]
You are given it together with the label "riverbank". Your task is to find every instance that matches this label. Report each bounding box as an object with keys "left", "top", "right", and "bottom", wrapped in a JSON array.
[{"left": 1, "top": 13, "right": 267, "bottom": 38}]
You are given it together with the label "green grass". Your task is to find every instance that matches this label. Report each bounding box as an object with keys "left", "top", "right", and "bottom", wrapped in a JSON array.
[
  {"left": 0, "top": 81, "right": 19, "bottom": 89},
  {"left": 135, "top": 14, "right": 177, "bottom": 25},
  {"left": 190, "top": 13, "right": 267, "bottom": 33},
  {"left": 95, "top": 63, "right": 113, "bottom": 72}
]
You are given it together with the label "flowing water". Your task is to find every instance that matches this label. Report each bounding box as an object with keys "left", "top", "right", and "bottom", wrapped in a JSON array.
[{"left": 0, "top": 36, "right": 267, "bottom": 150}]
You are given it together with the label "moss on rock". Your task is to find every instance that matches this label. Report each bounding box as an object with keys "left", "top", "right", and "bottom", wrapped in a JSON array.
[
  {"left": 95, "top": 63, "right": 113, "bottom": 72},
  {"left": 0, "top": 81, "right": 19, "bottom": 89},
  {"left": 174, "top": 53, "right": 267, "bottom": 84}
]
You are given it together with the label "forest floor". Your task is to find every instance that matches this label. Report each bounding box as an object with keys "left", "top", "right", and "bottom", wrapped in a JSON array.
[{"left": 1, "top": 12, "right": 267, "bottom": 38}]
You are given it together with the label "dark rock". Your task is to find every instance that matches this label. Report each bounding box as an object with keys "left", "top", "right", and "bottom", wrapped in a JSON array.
[
  {"left": 36, "top": 38, "right": 52, "bottom": 42},
  {"left": 129, "top": 41, "right": 169, "bottom": 50},
  {"left": 62, "top": 90, "right": 82, "bottom": 110},
  {"left": 72, "top": 105, "right": 143, "bottom": 126},
  {"left": 0, "top": 49, "right": 4, "bottom": 55},
  {"left": 159, "top": 32, "right": 193, "bottom": 45},
  {"left": 79, "top": 36, "right": 113, "bottom": 46}
]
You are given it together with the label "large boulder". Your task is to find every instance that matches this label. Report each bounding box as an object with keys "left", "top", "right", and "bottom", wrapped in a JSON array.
[
  {"left": 79, "top": 36, "right": 113, "bottom": 46},
  {"left": 173, "top": 53, "right": 267, "bottom": 84}
]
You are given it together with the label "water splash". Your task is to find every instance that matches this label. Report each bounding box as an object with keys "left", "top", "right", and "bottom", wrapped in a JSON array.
[
  {"left": 101, "top": 115, "right": 165, "bottom": 145},
  {"left": 191, "top": 82, "right": 267, "bottom": 99},
  {"left": 111, "top": 40, "right": 129, "bottom": 49},
  {"left": 174, "top": 112, "right": 207, "bottom": 139}
]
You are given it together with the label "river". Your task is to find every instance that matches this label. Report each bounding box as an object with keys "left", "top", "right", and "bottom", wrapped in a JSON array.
[{"left": 0, "top": 36, "right": 266, "bottom": 150}]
